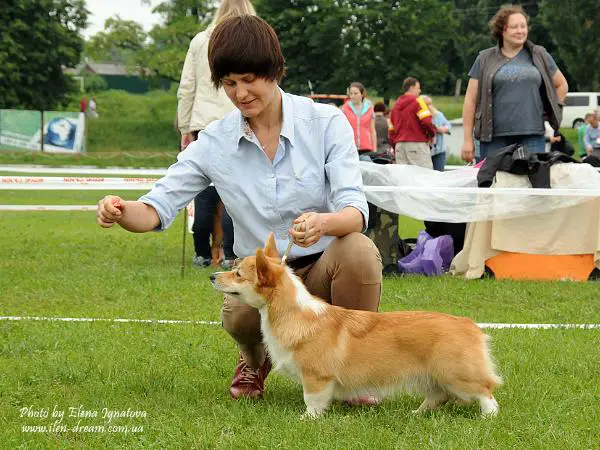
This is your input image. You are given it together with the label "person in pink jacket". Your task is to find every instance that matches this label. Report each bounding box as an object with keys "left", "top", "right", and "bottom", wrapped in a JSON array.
[{"left": 341, "top": 82, "right": 377, "bottom": 161}]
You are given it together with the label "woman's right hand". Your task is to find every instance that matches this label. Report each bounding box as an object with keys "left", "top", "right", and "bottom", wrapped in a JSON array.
[
  {"left": 97, "top": 195, "right": 125, "bottom": 228},
  {"left": 461, "top": 139, "right": 475, "bottom": 163}
]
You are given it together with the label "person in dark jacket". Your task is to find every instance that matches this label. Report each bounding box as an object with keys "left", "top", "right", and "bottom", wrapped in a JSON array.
[
  {"left": 460, "top": 4, "right": 568, "bottom": 163},
  {"left": 373, "top": 102, "right": 391, "bottom": 153}
]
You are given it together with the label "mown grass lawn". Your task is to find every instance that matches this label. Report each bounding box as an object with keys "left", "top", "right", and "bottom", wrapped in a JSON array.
[
  {"left": 2, "top": 321, "right": 598, "bottom": 448},
  {"left": 1, "top": 189, "right": 599, "bottom": 448}
]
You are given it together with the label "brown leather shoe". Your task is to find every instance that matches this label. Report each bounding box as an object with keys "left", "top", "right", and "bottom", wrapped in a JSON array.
[{"left": 229, "top": 353, "right": 272, "bottom": 399}]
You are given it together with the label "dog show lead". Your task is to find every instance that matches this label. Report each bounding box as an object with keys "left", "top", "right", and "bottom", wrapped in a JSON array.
[{"left": 96, "top": 15, "right": 382, "bottom": 403}]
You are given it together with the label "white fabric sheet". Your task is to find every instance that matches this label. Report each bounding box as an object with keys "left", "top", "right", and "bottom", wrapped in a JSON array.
[{"left": 360, "top": 162, "right": 600, "bottom": 223}]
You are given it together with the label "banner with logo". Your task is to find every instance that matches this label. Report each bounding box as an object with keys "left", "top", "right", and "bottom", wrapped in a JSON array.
[{"left": 0, "top": 109, "right": 85, "bottom": 153}]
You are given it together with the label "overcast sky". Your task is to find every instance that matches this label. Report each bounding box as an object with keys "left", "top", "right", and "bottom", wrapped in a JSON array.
[{"left": 84, "top": 0, "right": 163, "bottom": 39}]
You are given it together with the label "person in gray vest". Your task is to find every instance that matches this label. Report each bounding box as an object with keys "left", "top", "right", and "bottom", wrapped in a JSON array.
[{"left": 460, "top": 4, "right": 568, "bottom": 163}]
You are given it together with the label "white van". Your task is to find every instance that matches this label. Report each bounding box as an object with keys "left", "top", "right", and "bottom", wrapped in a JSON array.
[{"left": 561, "top": 92, "right": 600, "bottom": 128}]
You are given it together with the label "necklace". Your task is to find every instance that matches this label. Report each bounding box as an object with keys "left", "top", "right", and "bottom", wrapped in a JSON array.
[{"left": 260, "top": 136, "right": 278, "bottom": 153}]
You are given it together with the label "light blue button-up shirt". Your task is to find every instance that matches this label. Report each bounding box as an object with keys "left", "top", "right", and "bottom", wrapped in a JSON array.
[{"left": 139, "top": 90, "right": 368, "bottom": 260}]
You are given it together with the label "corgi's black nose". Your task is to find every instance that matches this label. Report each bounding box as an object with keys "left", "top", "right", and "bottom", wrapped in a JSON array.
[{"left": 209, "top": 273, "right": 216, "bottom": 282}]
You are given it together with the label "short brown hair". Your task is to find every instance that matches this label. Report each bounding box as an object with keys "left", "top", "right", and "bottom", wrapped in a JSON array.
[
  {"left": 208, "top": 15, "right": 286, "bottom": 89},
  {"left": 402, "top": 77, "right": 419, "bottom": 93},
  {"left": 489, "top": 4, "right": 529, "bottom": 45},
  {"left": 373, "top": 102, "right": 387, "bottom": 113}
]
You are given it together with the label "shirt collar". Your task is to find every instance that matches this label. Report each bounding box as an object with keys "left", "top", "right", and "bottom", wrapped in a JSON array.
[
  {"left": 349, "top": 99, "right": 372, "bottom": 116},
  {"left": 279, "top": 89, "right": 295, "bottom": 146},
  {"left": 236, "top": 88, "right": 295, "bottom": 149}
]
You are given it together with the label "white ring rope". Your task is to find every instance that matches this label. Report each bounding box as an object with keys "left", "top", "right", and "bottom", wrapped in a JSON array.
[
  {"left": 0, "top": 176, "right": 157, "bottom": 190},
  {"left": 0, "top": 205, "right": 97, "bottom": 211},
  {"left": 3, "top": 176, "right": 600, "bottom": 197},
  {"left": 0, "top": 165, "right": 167, "bottom": 176},
  {"left": 0, "top": 316, "right": 598, "bottom": 329},
  {"left": 1, "top": 164, "right": 598, "bottom": 175}
]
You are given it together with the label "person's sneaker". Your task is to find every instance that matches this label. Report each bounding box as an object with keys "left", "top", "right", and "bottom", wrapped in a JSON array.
[
  {"left": 230, "top": 353, "right": 272, "bottom": 399},
  {"left": 221, "top": 259, "right": 236, "bottom": 270},
  {"left": 192, "top": 255, "right": 211, "bottom": 267}
]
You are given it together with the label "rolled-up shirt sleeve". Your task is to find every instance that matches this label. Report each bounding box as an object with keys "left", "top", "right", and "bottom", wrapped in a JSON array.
[
  {"left": 138, "top": 134, "right": 212, "bottom": 230},
  {"left": 323, "top": 111, "right": 369, "bottom": 231}
]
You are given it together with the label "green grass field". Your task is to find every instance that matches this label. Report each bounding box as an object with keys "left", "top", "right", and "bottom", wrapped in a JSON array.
[{"left": 1, "top": 187, "right": 599, "bottom": 448}]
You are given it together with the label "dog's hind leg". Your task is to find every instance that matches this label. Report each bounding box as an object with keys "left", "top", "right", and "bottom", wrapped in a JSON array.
[
  {"left": 300, "top": 377, "right": 335, "bottom": 420},
  {"left": 478, "top": 395, "right": 499, "bottom": 417},
  {"left": 412, "top": 387, "right": 449, "bottom": 415},
  {"left": 443, "top": 381, "right": 499, "bottom": 417}
]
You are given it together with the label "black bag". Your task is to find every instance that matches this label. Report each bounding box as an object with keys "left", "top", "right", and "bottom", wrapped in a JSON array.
[
  {"left": 370, "top": 150, "right": 394, "bottom": 165},
  {"left": 583, "top": 154, "right": 600, "bottom": 167},
  {"left": 424, "top": 221, "right": 466, "bottom": 256},
  {"left": 397, "top": 237, "right": 416, "bottom": 259},
  {"left": 550, "top": 131, "right": 574, "bottom": 156}
]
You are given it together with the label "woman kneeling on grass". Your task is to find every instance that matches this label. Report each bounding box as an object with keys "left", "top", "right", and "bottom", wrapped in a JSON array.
[{"left": 96, "top": 16, "right": 382, "bottom": 403}]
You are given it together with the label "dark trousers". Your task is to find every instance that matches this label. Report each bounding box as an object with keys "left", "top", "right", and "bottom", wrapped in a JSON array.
[
  {"left": 431, "top": 152, "right": 445, "bottom": 172},
  {"left": 192, "top": 186, "right": 235, "bottom": 259},
  {"left": 221, "top": 208, "right": 234, "bottom": 259}
]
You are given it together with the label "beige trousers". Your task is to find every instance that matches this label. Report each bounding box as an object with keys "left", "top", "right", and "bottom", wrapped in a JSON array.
[
  {"left": 395, "top": 142, "right": 433, "bottom": 169},
  {"left": 221, "top": 232, "right": 382, "bottom": 368}
]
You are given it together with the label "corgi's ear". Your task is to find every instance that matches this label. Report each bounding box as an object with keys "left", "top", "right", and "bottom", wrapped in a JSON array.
[
  {"left": 256, "top": 248, "right": 278, "bottom": 287},
  {"left": 264, "top": 232, "right": 280, "bottom": 260}
]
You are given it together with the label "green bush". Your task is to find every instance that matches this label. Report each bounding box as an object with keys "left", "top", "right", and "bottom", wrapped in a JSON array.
[
  {"left": 84, "top": 75, "right": 108, "bottom": 93},
  {"left": 80, "top": 89, "right": 179, "bottom": 152},
  {"left": 87, "top": 118, "right": 179, "bottom": 153}
]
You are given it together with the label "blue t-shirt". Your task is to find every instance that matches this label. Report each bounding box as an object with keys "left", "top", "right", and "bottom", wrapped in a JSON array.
[{"left": 469, "top": 48, "right": 558, "bottom": 137}]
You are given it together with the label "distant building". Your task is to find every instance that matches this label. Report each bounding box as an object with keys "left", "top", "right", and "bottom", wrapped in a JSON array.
[
  {"left": 81, "top": 62, "right": 150, "bottom": 93},
  {"left": 65, "top": 61, "right": 171, "bottom": 94}
]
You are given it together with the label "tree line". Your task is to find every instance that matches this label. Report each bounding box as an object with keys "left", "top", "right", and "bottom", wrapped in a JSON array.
[{"left": 1, "top": 0, "right": 599, "bottom": 111}]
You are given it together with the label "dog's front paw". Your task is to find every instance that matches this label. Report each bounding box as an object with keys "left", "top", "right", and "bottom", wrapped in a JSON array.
[{"left": 300, "top": 410, "right": 322, "bottom": 421}]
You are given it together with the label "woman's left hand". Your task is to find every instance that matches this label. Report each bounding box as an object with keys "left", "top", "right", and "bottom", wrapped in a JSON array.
[{"left": 289, "top": 212, "right": 325, "bottom": 247}]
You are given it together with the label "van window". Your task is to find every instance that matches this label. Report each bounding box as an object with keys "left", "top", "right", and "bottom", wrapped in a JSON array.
[{"left": 565, "top": 95, "right": 590, "bottom": 107}]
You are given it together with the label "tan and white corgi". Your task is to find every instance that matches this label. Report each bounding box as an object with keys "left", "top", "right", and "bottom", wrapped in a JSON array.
[{"left": 210, "top": 233, "right": 502, "bottom": 419}]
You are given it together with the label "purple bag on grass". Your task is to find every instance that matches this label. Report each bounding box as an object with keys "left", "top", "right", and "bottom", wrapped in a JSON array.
[
  {"left": 421, "top": 235, "right": 454, "bottom": 276},
  {"left": 397, "top": 231, "right": 454, "bottom": 276},
  {"left": 397, "top": 231, "right": 432, "bottom": 274}
]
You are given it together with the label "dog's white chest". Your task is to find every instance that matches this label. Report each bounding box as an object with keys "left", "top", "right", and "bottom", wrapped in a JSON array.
[{"left": 260, "top": 311, "right": 300, "bottom": 380}]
